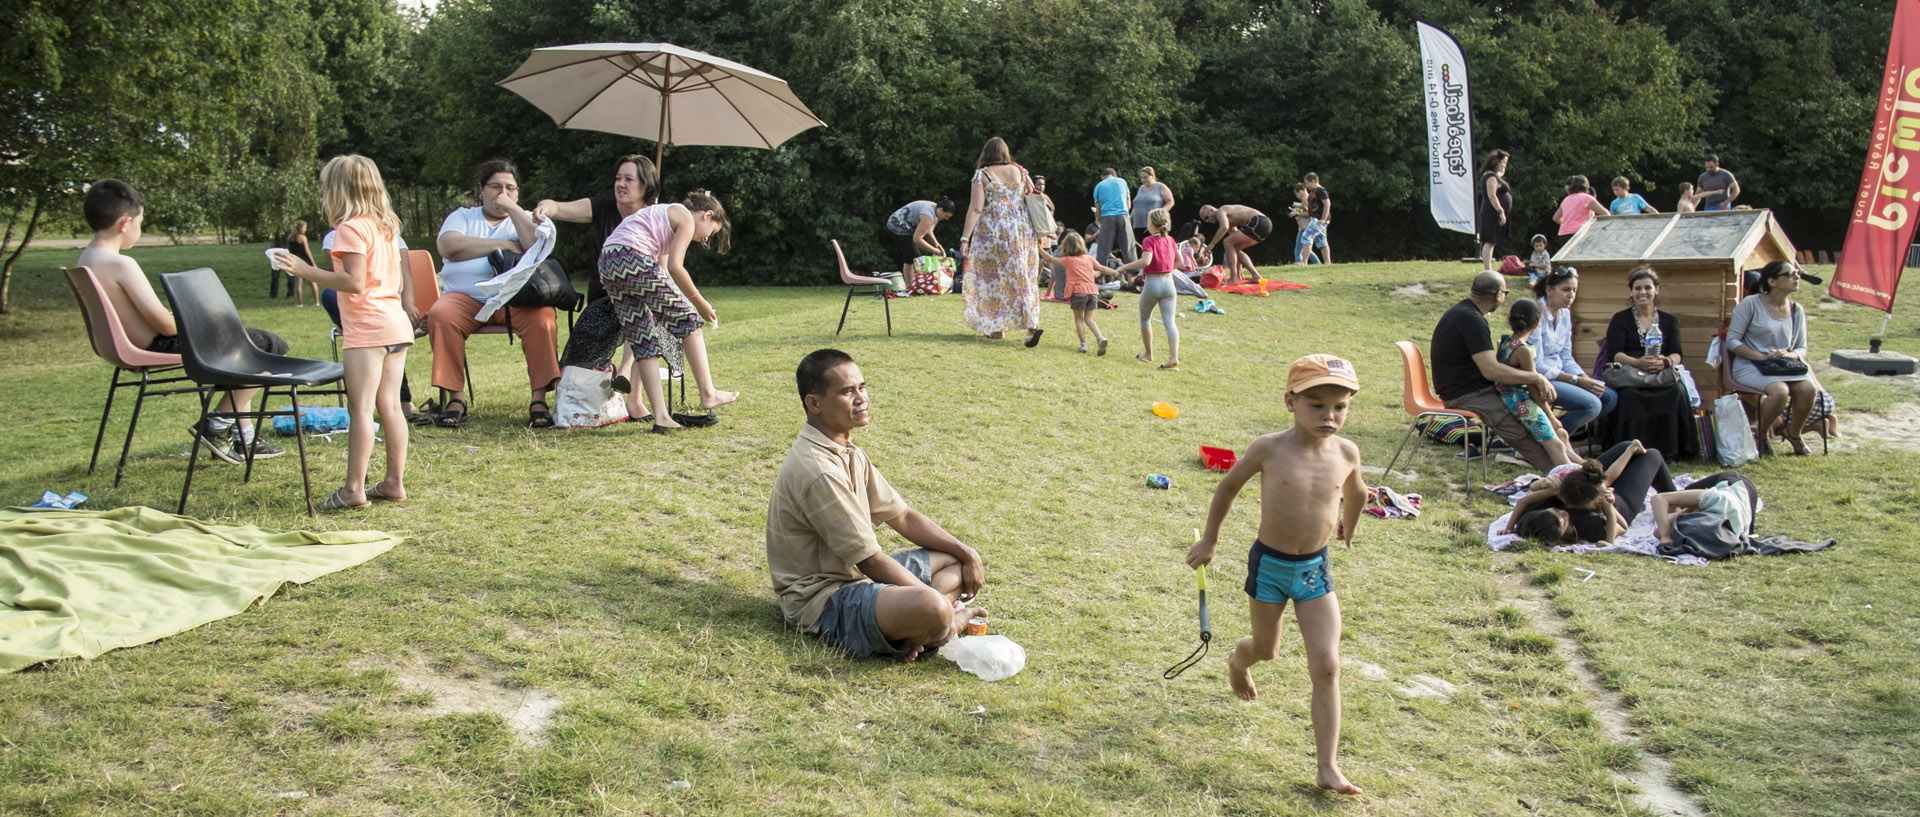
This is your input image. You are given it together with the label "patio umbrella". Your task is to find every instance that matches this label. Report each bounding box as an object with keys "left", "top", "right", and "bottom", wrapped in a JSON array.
[{"left": 497, "top": 42, "right": 825, "bottom": 172}]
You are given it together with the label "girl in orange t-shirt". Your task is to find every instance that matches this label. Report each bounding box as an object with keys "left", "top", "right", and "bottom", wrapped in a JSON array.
[
  {"left": 275, "top": 154, "right": 412, "bottom": 510},
  {"left": 1039, "top": 231, "right": 1117, "bottom": 355}
]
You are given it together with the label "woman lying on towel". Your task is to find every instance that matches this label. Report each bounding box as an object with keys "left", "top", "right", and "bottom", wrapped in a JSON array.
[{"left": 1509, "top": 440, "right": 1675, "bottom": 546}]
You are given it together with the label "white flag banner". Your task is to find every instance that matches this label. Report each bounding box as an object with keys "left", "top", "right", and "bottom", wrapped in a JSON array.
[{"left": 1418, "top": 21, "right": 1474, "bottom": 235}]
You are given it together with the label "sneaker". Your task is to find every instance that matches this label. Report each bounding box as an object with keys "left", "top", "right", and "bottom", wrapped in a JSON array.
[
  {"left": 238, "top": 436, "right": 286, "bottom": 460},
  {"left": 190, "top": 420, "right": 243, "bottom": 465}
]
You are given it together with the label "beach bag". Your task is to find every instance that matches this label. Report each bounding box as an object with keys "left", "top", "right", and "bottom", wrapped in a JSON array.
[
  {"left": 554, "top": 365, "right": 629, "bottom": 429},
  {"left": 271, "top": 405, "right": 351, "bottom": 435},
  {"left": 1498, "top": 255, "right": 1527, "bottom": 276},
  {"left": 1602, "top": 361, "right": 1680, "bottom": 390},
  {"left": 911, "top": 255, "right": 953, "bottom": 292},
  {"left": 1712, "top": 394, "right": 1758, "bottom": 467},
  {"left": 1197, "top": 267, "right": 1224, "bottom": 289},
  {"left": 907, "top": 269, "right": 949, "bottom": 295}
]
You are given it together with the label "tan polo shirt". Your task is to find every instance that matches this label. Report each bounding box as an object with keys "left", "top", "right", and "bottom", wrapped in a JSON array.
[{"left": 766, "top": 423, "right": 909, "bottom": 633}]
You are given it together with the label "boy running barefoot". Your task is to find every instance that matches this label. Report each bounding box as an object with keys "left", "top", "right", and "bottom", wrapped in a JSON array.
[{"left": 1187, "top": 354, "right": 1367, "bottom": 795}]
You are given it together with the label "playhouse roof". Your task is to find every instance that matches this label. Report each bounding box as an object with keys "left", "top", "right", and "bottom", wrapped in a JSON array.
[{"left": 1553, "top": 209, "right": 1794, "bottom": 267}]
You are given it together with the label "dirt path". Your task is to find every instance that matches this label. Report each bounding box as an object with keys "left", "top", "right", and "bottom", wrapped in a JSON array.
[{"left": 1493, "top": 571, "right": 1706, "bottom": 817}]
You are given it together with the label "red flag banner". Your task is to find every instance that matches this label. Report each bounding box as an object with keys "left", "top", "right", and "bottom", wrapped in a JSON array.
[{"left": 1833, "top": 0, "right": 1920, "bottom": 313}]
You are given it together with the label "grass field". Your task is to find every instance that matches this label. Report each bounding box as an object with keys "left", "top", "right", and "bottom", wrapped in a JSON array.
[{"left": 2, "top": 243, "right": 1916, "bottom": 816}]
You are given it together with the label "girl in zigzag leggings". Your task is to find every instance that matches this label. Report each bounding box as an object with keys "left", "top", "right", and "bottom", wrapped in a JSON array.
[{"left": 596, "top": 191, "right": 739, "bottom": 431}]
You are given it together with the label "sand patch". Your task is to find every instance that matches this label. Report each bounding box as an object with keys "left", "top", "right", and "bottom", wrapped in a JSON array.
[
  {"left": 356, "top": 658, "right": 561, "bottom": 746},
  {"left": 1391, "top": 283, "right": 1432, "bottom": 299}
]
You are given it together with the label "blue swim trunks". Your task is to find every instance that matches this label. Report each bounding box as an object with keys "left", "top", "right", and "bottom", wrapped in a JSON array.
[{"left": 1244, "top": 540, "right": 1333, "bottom": 604}]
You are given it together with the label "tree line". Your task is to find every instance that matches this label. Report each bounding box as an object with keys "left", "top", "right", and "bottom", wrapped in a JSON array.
[{"left": 1, "top": 0, "right": 1892, "bottom": 310}]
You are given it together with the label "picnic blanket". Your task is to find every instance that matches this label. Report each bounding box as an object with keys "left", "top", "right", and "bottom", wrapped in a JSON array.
[
  {"left": 1211, "top": 279, "right": 1310, "bottom": 296},
  {"left": 1, "top": 507, "right": 402, "bottom": 673},
  {"left": 1481, "top": 473, "right": 1824, "bottom": 566}
]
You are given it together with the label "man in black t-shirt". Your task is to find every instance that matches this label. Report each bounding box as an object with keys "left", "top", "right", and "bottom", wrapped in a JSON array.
[{"left": 1427, "top": 270, "right": 1563, "bottom": 470}]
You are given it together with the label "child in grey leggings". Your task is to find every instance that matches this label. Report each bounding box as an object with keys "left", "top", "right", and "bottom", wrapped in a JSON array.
[{"left": 1134, "top": 208, "right": 1182, "bottom": 369}]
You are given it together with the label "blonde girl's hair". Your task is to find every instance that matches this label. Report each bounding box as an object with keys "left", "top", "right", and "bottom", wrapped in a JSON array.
[
  {"left": 1148, "top": 207, "right": 1172, "bottom": 234},
  {"left": 320, "top": 155, "right": 400, "bottom": 240},
  {"left": 1139, "top": 166, "right": 1156, "bottom": 179},
  {"left": 1057, "top": 231, "right": 1088, "bottom": 256},
  {"left": 682, "top": 189, "right": 731, "bottom": 254}
]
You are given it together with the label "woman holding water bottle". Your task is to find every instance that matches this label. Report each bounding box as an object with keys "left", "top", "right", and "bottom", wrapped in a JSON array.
[{"left": 1601, "top": 266, "right": 1699, "bottom": 459}]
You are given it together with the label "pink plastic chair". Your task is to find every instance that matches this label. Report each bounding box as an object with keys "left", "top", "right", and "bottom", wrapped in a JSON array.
[
  {"left": 833, "top": 240, "right": 895, "bottom": 336},
  {"left": 64, "top": 266, "right": 200, "bottom": 486}
]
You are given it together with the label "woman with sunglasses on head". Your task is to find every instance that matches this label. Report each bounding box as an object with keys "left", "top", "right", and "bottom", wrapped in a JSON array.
[
  {"left": 1727, "top": 261, "right": 1829, "bottom": 456},
  {"left": 1528, "top": 266, "right": 1615, "bottom": 435}
]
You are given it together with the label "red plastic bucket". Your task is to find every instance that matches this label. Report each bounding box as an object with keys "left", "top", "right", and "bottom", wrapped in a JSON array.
[{"left": 1199, "top": 445, "right": 1237, "bottom": 472}]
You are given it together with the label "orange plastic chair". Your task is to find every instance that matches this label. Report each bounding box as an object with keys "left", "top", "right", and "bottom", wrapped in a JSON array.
[
  {"left": 833, "top": 239, "right": 895, "bottom": 336},
  {"left": 1384, "top": 340, "right": 1489, "bottom": 488},
  {"left": 64, "top": 266, "right": 203, "bottom": 487}
]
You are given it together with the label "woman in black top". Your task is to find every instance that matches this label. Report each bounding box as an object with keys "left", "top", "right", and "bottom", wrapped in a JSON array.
[
  {"left": 1601, "top": 267, "right": 1698, "bottom": 459},
  {"left": 1476, "top": 149, "right": 1512, "bottom": 270},
  {"left": 533, "top": 155, "right": 669, "bottom": 419}
]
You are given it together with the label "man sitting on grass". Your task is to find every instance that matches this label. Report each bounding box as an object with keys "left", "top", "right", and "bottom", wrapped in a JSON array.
[
  {"left": 765, "top": 349, "right": 987, "bottom": 661},
  {"left": 74, "top": 179, "right": 288, "bottom": 464}
]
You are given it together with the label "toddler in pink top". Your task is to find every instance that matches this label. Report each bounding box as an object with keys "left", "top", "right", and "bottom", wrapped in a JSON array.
[{"left": 1038, "top": 231, "right": 1116, "bottom": 355}]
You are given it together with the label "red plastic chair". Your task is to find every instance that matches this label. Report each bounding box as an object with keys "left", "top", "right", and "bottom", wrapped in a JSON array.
[
  {"left": 1385, "top": 340, "right": 1489, "bottom": 488},
  {"left": 833, "top": 239, "right": 895, "bottom": 336},
  {"left": 64, "top": 266, "right": 202, "bottom": 487}
]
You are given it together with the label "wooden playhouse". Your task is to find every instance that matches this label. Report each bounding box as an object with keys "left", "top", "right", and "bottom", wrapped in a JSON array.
[{"left": 1552, "top": 209, "right": 1799, "bottom": 402}]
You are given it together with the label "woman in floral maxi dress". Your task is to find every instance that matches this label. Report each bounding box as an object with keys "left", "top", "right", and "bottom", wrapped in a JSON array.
[{"left": 959, "top": 137, "right": 1043, "bottom": 344}]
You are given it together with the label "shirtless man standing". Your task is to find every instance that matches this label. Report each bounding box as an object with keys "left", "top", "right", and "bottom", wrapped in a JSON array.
[{"left": 1198, "top": 203, "right": 1273, "bottom": 284}]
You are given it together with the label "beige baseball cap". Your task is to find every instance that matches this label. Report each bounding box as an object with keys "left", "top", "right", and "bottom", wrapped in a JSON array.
[{"left": 1287, "top": 354, "right": 1360, "bottom": 394}]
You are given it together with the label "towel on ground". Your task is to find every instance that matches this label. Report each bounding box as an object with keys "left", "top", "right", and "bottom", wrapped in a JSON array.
[{"left": 1, "top": 506, "right": 402, "bottom": 673}]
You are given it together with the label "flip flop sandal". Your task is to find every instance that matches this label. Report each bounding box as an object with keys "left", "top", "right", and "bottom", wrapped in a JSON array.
[
  {"left": 319, "top": 487, "right": 370, "bottom": 511},
  {"left": 670, "top": 411, "right": 719, "bottom": 428},
  {"left": 1136, "top": 353, "right": 1153, "bottom": 363},
  {"left": 367, "top": 483, "right": 404, "bottom": 502},
  {"left": 1159, "top": 361, "right": 1180, "bottom": 370},
  {"left": 1024, "top": 329, "right": 1044, "bottom": 348},
  {"left": 434, "top": 399, "right": 468, "bottom": 428},
  {"left": 407, "top": 399, "right": 439, "bottom": 426},
  {"left": 528, "top": 400, "right": 555, "bottom": 429}
]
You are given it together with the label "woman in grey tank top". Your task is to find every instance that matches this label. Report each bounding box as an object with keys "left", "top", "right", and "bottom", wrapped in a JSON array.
[{"left": 1131, "top": 166, "right": 1174, "bottom": 243}]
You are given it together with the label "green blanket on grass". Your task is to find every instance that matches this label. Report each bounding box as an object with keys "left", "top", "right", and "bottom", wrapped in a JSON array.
[{"left": 0, "top": 506, "right": 401, "bottom": 673}]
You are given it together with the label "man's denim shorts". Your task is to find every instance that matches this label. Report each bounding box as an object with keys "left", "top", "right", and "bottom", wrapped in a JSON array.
[{"left": 819, "top": 549, "right": 935, "bottom": 658}]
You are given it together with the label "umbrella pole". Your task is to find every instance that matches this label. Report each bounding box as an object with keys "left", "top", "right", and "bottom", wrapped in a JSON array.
[{"left": 654, "top": 55, "right": 671, "bottom": 174}]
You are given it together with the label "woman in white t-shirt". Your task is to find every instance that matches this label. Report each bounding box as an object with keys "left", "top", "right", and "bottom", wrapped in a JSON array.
[{"left": 424, "top": 159, "right": 561, "bottom": 428}]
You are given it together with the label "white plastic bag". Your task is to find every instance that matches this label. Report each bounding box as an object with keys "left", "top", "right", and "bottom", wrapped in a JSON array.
[
  {"left": 1704, "top": 335, "right": 1724, "bottom": 368},
  {"left": 938, "top": 634, "right": 1026, "bottom": 681},
  {"left": 553, "top": 365, "right": 629, "bottom": 429},
  {"left": 1713, "top": 394, "right": 1758, "bottom": 467}
]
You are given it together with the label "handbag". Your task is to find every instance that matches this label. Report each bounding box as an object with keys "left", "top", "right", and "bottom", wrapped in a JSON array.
[
  {"left": 1602, "top": 361, "right": 1680, "bottom": 389},
  {"left": 488, "top": 250, "right": 581, "bottom": 310},
  {"left": 1017, "top": 165, "right": 1055, "bottom": 237}
]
